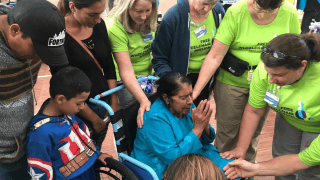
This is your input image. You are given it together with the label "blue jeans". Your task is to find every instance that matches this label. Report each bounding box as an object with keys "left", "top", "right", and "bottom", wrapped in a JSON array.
[{"left": 0, "top": 155, "right": 30, "bottom": 180}]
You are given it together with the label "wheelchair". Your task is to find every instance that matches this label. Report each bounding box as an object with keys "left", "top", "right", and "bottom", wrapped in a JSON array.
[
  {"left": 90, "top": 76, "right": 160, "bottom": 180},
  {"left": 0, "top": 0, "right": 16, "bottom": 7}
]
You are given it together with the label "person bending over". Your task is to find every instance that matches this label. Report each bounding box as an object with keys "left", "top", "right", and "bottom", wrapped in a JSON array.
[
  {"left": 106, "top": 0, "right": 158, "bottom": 128},
  {"left": 222, "top": 33, "right": 320, "bottom": 180},
  {"left": 224, "top": 134, "right": 320, "bottom": 179}
]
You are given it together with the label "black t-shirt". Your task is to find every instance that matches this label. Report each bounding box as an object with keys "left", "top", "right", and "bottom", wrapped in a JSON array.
[{"left": 63, "top": 19, "right": 116, "bottom": 99}]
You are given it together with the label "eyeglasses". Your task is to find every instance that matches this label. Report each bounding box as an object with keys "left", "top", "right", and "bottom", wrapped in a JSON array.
[
  {"left": 253, "top": 1, "right": 277, "bottom": 14},
  {"left": 262, "top": 46, "right": 301, "bottom": 60}
]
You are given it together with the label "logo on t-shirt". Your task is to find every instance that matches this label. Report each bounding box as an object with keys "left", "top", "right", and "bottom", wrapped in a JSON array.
[
  {"left": 295, "top": 101, "right": 315, "bottom": 120},
  {"left": 295, "top": 101, "right": 306, "bottom": 119}
]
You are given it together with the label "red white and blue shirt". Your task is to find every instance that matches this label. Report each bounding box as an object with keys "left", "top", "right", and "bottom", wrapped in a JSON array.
[{"left": 27, "top": 101, "right": 101, "bottom": 180}]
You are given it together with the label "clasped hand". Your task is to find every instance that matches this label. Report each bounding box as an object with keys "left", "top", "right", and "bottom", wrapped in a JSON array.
[{"left": 192, "top": 100, "right": 212, "bottom": 133}]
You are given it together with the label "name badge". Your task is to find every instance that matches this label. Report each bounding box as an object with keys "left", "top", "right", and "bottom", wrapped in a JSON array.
[
  {"left": 142, "top": 33, "right": 153, "bottom": 42},
  {"left": 247, "top": 70, "right": 253, "bottom": 84},
  {"left": 194, "top": 25, "right": 207, "bottom": 39},
  {"left": 264, "top": 91, "right": 279, "bottom": 107}
]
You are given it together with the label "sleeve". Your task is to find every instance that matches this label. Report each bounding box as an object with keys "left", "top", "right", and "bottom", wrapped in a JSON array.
[
  {"left": 200, "top": 124, "right": 215, "bottom": 145},
  {"left": 99, "top": 19, "right": 117, "bottom": 80},
  {"left": 49, "top": 36, "right": 71, "bottom": 75},
  {"left": 106, "top": 19, "right": 129, "bottom": 53},
  {"left": 143, "top": 114, "right": 204, "bottom": 166},
  {"left": 152, "top": 16, "right": 175, "bottom": 78},
  {"left": 27, "top": 135, "right": 54, "bottom": 180},
  {"left": 298, "top": 135, "right": 320, "bottom": 166},
  {"left": 248, "top": 62, "right": 269, "bottom": 108},
  {"left": 215, "top": 6, "right": 237, "bottom": 46}
]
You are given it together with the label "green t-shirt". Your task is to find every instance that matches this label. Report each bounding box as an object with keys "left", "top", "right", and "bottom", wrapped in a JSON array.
[
  {"left": 188, "top": 11, "right": 216, "bottom": 74},
  {"left": 299, "top": 135, "right": 320, "bottom": 166},
  {"left": 215, "top": 0, "right": 301, "bottom": 88},
  {"left": 106, "top": 17, "right": 154, "bottom": 80},
  {"left": 249, "top": 61, "right": 320, "bottom": 133}
]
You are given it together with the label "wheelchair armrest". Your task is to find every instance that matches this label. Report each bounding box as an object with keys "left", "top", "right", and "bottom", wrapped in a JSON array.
[{"left": 119, "top": 153, "right": 159, "bottom": 180}]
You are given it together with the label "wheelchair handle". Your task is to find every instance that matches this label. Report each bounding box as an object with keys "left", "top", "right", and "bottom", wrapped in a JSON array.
[{"left": 88, "top": 76, "right": 159, "bottom": 116}]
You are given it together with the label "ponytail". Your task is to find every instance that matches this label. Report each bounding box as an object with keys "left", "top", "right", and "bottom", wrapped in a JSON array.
[
  {"left": 57, "top": 0, "right": 70, "bottom": 16},
  {"left": 302, "top": 33, "right": 320, "bottom": 62}
]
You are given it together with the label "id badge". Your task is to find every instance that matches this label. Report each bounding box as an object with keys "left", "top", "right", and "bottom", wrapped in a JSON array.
[
  {"left": 142, "top": 33, "right": 153, "bottom": 42},
  {"left": 247, "top": 70, "right": 253, "bottom": 84},
  {"left": 264, "top": 91, "right": 280, "bottom": 107},
  {"left": 194, "top": 25, "right": 207, "bottom": 39}
]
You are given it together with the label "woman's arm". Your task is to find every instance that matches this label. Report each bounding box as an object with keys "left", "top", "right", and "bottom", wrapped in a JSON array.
[
  {"left": 221, "top": 103, "right": 268, "bottom": 160},
  {"left": 193, "top": 40, "right": 229, "bottom": 100},
  {"left": 113, "top": 51, "right": 150, "bottom": 128},
  {"left": 106, "top": 79, "right": 119, "bottom": 115},
  {"left": 78, "top": 104, "right": 106, "bottom": 133},
  {"left": 224, "top": 154, "right": 311, "bottom": 179}
]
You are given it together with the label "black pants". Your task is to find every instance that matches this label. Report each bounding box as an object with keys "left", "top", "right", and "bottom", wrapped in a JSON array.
[{"left": 301, "top": 0, "right": 320, "bottom": 33}]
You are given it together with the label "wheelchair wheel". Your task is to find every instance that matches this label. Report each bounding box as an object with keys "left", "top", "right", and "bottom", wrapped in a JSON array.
[{"left": 98, "top": 158, "right": 139, "bottom": 180}]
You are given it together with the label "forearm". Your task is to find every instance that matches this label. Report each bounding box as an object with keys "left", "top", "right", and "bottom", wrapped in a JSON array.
[
  {"left": 107, "top": 79, "right": 119, "bottom": 112},
  {"left": 203, "top": 125, "right": 211, "bottom": 138},
  {"left": 78, "top": 104, "right": 101, "bottom": 123},
  {"left": 192, "top": 128, "right": 204, "bottom": 138},
  {"left": 257, "top": 154, "right": 310, "bottom": 176},
  {"left": 236, "top": 104, "right": 267, "bottom": 151},
  {"left": 193, "top": 40, "right": 229, "bottom": 98},
  {"left": 154, "top": 131, "right": 203, "bottom": 165},
  {"left": 114, "top": 52, "right": 149, "bottom": 104},
  {"left": 193, "top": 57, "right": 220, "bottom": 96},
  {"left": 120, "top": 70, "right": 148, "bottom": 104}
]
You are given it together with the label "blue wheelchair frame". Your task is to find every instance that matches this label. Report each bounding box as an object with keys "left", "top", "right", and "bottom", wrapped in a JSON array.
[{"left": 89, "top": 76, "right": 160, "bottom": 180}]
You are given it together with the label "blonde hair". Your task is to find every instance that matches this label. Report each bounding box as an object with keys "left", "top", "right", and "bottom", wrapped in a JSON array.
[
  {"left": 163, "top": 154, "right": 225, "bottom": 180},
  {"left": 107, "top": 0, "right": 157, "bottom": 35}
]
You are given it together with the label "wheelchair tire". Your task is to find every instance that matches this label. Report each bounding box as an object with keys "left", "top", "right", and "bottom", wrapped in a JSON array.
[{"left": 97, "top": 158, "right": 139, "bottom": 180}]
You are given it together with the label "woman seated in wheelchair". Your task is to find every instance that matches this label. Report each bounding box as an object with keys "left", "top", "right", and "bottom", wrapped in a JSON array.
[
  {"left": 131, "top": 72, "right": 238, "bottom": 179},
  {"left": 27, "top": 67, "right": 112, "bottom": 180}
]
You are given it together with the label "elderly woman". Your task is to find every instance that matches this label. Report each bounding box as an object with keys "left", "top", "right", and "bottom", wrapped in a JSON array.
[
  {"left": 106, "top": 0, "right": 158, "bottom": 128},
  {"left": 193, "top": 0, "right": 301, "bottom": 163},
  {"left": 131, "top": 72, "right": 238, "bottom": 179},
  {"left": 152, "top": 0, "right": 225, "bottom": 106},
  {"left": 222, "top": 33, "right": 320, "bottom": 179}
]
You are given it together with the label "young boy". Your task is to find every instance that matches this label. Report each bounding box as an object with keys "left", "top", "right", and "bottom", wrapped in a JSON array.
[{"left": 27, "top": 67, "right": 112, "bottom": 180}]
